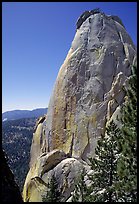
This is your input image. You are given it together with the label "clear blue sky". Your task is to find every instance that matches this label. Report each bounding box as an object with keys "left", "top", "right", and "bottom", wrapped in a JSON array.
[{"left": 2, "top": 2, "right": 137, "bottom": 112}]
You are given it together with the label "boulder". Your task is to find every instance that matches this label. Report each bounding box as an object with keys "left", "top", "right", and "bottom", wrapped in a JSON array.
[{"left": 23, "top": 157, "right": 90, "bottom": 202}]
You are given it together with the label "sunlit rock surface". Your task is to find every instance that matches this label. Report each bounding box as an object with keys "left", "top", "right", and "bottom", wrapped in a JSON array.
[{"left": 23, "top": 11, "right": 136, "bottom": 202}]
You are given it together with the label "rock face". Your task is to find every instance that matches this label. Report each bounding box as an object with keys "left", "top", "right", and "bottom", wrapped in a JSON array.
[{"left": 23, "top": 11, "right": 136, "bottom": 202}]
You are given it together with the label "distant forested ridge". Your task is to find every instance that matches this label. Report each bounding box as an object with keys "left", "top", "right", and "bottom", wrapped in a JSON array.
[
  {"left": 2, "top": 117, "right": 37, "bottom": 192},
  {"left": 2, "top": 108, "right": 47, "bottom": 121},
  {"left": 2, "top": 149, "right": 23, "bottom": 202}
]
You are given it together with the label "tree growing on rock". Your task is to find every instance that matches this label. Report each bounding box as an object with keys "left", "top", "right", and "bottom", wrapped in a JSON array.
[
  {"left": 116, "top": 65, "right": 137, "bottom": 202},
  {"left": 42, "top": 173, "right": 61, "bottom": 202},
  {"left": 86, "top": 120, "right": 122, "bottom": 202},
  {"left": 72, "top": 168, "right": 90, "bottom": 202}
]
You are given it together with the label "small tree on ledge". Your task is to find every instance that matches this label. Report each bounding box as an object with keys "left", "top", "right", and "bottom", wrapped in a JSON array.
[{"left": 42, "top": 173, "right": 61, "bottom": 202}]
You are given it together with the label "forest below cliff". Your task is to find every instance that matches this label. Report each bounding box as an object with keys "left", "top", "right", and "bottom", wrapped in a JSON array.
[{"left": 2, "top": 117, "right": 36, "bottom": 191}]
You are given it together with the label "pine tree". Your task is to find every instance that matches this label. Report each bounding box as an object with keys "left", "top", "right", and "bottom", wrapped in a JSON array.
[
  {"left": 72, "top": 168, "right": 90, "bottom": 202},
  {"left": 117, "top": 65, "right": 137, "bottom": 202},
  {"left": 86, "top": 121, "right": 122, "bottom": 202},
  {"left": 42, "top": 173, "right": 61, "bottom": 202}
]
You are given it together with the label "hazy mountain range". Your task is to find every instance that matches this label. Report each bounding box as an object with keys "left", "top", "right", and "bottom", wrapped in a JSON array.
[{"left": 2, "top": 108, "right": 48, "bottom": 121}]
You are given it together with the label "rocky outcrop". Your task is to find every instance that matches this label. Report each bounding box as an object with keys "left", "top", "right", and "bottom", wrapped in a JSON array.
[
  {"left": 40, "top": 11, "right": 136, "bottom": 160},
  {"left": 76, "top": 8, "right": 101, "bottom": 29},
  {"left": 23, "top": 152, "right": 90, "bottom": 202},
  {"left": 23, "top": 11, "right": 136, "bottom": 202},
  {"left": 30, "top": 115, "right": 47, "bottom": 167},
  {"left": 2, "top": 149, "right": 23, "bottom": 203}
]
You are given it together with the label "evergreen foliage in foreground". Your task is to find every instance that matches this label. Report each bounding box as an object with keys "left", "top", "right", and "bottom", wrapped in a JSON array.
[
  {"left": 72, "top": 168, "right": 89, "bottom": 202},
  {"left": 42, "top": 173, "right": 61, "bottom": 202},
  {"left": 87, "top": 121, "right": 122, "bottom": 202},
  {"left": 116, "top": 65, "right": 137, "bottom": 201},
  {"left": 71, "top": 121, "right": 122, "bottom": 202}
]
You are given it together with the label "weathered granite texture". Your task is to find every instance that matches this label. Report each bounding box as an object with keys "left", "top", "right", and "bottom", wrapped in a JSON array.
[{"left": 23, "top": 11, "right": 136, "bottom": 202}]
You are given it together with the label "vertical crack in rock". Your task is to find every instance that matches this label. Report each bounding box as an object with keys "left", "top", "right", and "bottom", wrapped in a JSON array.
[{"left": 66, "top": 133, "right": 75, "bottom": 158}]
